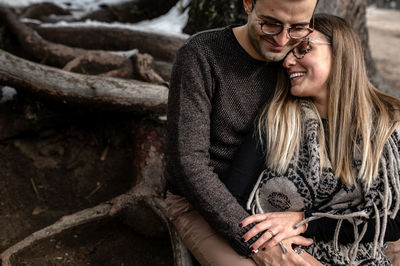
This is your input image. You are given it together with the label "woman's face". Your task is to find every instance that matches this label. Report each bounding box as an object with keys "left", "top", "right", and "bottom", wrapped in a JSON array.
[{"left": 283, "top": 31, "right": 332, "bottom": 103}]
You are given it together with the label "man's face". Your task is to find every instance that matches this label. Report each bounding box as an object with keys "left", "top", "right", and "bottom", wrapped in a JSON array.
[{"left": 244, "top": 0, "right": 317, "bottom": 62}]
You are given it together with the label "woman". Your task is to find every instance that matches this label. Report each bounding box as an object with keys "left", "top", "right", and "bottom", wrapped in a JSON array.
[{"left": 226, "top": 13, "right": 400, "bottom": 265}]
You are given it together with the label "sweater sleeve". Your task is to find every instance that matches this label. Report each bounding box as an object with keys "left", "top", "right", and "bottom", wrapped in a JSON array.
[
  {"left": 166, "top": 42, "right": 256, "bottom": 256},
  {"left": 304, "top": 213, "right": 400, "bottom": 243}
]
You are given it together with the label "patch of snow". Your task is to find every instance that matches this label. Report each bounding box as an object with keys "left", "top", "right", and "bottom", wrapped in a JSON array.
[
  {"left": 0, "top": 0, "right": 131, "bottom": 10},
  {"left": 0, "top": 0, "right": 134, "bottom": 21},
  {"left": 158, "top": 115, "right": 167, "bottom": 121},
  {"left": 40, "top": 19, "right": 189, "bottom": 38},
  {"left": 20, "top": 18, "right": 42, "bottom": 24},
  {"left": 28, "top": 0, "right": 190, "bottom": 37},
  {"left": 131, "top": 0, "right": 189, "bottom": 36},
  {"left": 110, "top": 49, "right": 138, "bottom": 58},
  {"left": 1, "top": 86, "right": 17, "bottom": 103}
]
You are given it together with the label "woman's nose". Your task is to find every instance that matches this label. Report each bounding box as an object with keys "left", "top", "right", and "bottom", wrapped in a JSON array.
[{"left": 283, "top": 51, "right": 297, "bottom": 69}]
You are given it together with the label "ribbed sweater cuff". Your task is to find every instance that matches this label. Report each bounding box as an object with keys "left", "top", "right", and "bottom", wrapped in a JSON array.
[{"left": 231, "top": 223, "right": 266, "bottom": 256}]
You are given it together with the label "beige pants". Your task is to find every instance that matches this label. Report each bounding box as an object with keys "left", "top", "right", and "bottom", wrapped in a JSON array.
[
  {"left": 165, "top": 192, "right": 256, "bottom": 266},
  {"left": 386, "top": 239, "right": 400, "bottom": 266}
]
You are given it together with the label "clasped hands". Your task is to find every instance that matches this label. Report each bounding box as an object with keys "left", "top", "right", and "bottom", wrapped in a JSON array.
[{"left": 240, "top": 211, "right": 322, "bottom": 266}]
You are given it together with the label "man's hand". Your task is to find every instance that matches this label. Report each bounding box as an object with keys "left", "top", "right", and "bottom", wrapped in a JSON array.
[
  {"left": 385, "top": 239, "right": 400, "bottom": 266},
  {"left": 250, "top": 236, "right": 318, "bottom": 266},
  {"left": 241, "top": 212, "right": 307, "bottom": 251}
]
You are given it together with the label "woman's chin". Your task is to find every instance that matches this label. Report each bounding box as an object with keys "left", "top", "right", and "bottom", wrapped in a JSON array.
[{"left": 290, "top": 87, "right": 304, "bottom": 97}]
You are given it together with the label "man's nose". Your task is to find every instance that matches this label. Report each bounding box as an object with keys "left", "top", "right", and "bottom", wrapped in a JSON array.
[{"left": 273, "top": 28, "right": 291, "bottom": 47}]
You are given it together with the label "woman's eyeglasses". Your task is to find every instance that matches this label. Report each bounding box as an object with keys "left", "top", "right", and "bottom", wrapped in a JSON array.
[{"left": 291, "top": 37, "right": 332, "bottom": 59}]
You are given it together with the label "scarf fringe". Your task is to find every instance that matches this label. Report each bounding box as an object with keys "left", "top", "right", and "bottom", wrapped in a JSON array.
[{"left": 292, "top": 151, "right": 398, "bottom": 265}]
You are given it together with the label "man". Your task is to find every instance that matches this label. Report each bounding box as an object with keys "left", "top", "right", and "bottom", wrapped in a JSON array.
[{"left": 165, "top": 0, "right": 319, "bottom": 264}]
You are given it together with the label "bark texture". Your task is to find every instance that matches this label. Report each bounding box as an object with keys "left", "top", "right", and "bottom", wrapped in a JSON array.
[
  {"left": 32, "top": 25, "right": 186, "bottom": 63},
  {"left": 316, "top": 0, "right": 390, "bottom": 92},
  {"left": 0, "top": 49, "right": 168, "bottom": 113},
  {"left": 1, "top": 7, "right": 167, "bottom": 83}
]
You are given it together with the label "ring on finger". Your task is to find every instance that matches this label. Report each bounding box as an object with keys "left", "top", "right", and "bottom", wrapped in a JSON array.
[
  {"left": 266, "top": 230, "right": 275, "bottom": 238},
  {"left": 294, "top": 246, "right": 305, "bottom": 256},
  {"left": 279, "top": 241, "right": 288, "bottom": 254},
  {"left": 251, "top": 248, "right": 259, "bottom": 255}
]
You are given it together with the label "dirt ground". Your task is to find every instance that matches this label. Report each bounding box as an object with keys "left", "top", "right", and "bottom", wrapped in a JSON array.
[
  {"left": 1, "top": 7, "right": 400, "bottom": 266},
  {"left": 0, "top": 96, "right": 172, "bottom": 265},
  {"left": 367, "top": 7, "right": 400, "bottom": 95}
]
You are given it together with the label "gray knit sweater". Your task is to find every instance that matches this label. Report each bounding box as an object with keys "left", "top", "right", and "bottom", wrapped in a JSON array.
[{"left": 166, "top": 25, "right": 280, "bottom": 255}]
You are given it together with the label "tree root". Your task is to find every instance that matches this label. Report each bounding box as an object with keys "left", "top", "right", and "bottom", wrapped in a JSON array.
[
  {"left": 0, "top": 49, "right": 168, "bottom": 113},
  {"left": 0, "top": 7, "right": 165, "bottom": 83},
  {"left": 0, "top": 125, "right": 192, "bottom": 266},
  {"left": 31, "top": 24, "right": 185, "bottom": 63},
  {"left": 0, "top": 202, "right": 113, "bottom": 266}
]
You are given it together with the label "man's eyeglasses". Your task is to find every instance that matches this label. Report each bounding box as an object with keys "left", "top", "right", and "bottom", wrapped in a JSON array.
[
  {"left": 258, "top": 21, "right": 314, "bottom": 39},
  {"left": 291, "top": 37, "right": 332, "bottom": 59}
]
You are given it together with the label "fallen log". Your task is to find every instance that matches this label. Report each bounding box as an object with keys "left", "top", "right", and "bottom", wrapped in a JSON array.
[
  {"left": 32, "top": 24, "right": 186, "bottom": 63},
  {"left": 0, "top": 7, "right": 122, "bottom": 69},
  {"left": 80, "top": 0, "right": 179, "bottom": 24},
  {"left": 21, "top": 2, "right": 71, "bottom": 21},
  {"left": 0, "top": 126, "right": 192, "bottom": 266},
  {"left": 0, "top": 49, "right": 168, "bottom": 113},
  {"left": 153, "top": 60, "right": 173, "bottom": 82},
  {"left": 61, "top": 52, "right": 133, "bottom": 78},
  {"left": 130, "top": 53, "right": 164, "bottom": 84},
  {"left": 22, "top": 0, "right": 179, "bottom": 24},
  {"left": 1, "top": 7, "right": 165, "bottom": 83}
]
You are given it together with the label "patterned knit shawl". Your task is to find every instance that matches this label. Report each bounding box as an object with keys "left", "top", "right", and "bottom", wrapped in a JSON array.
[{"left": 247, "top": 101, "right": 400, "bottom": 265}]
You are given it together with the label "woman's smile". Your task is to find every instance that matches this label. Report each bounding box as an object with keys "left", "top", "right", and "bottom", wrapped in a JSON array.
[{"left": 283, "top": 31, "right": 332, "bottom": 103}]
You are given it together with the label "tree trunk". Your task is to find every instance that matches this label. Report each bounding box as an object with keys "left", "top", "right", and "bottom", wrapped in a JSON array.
[
  {"left": 376, "top": 0, "right": 385, "bottom": 8},
  {"left": 316, "top": 0, "right": 390, "bottom": 92},
  {"left": 397, "top": 0, "right": 400, "bottom": 9},
  {"left": 317, "top": 0, "right": 375, "bottom": 74}
]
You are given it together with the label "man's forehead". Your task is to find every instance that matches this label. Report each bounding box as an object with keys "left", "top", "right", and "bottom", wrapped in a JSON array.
[{"left": 255, "top": 0, "right": 316, "bottom": 24}]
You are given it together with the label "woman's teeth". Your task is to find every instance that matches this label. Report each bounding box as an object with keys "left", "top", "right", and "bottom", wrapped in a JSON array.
[{"left": 290, "top": 73, "right": 305, "bottom": 79}]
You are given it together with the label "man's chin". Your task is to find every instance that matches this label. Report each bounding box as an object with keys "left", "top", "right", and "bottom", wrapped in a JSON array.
[{"left": 262, "top": 51, "right": 287, "bottom": 62}]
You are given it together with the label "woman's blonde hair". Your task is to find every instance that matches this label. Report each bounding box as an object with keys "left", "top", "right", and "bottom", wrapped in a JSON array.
[{"left": 258, "top": 13, "right": 400, "bottom": 189}]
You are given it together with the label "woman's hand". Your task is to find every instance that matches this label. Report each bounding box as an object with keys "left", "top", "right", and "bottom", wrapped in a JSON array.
[
  {"left": 241, "top": 211, "right": 308, "bottom": 251},
  {"left": 250, "top": 236, "right": 319, "bottom": 266}
]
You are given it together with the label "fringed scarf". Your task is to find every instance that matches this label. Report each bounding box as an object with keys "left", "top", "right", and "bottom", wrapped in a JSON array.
[{"left": 247, "top": 101, "right": 400, "bottom": 265}]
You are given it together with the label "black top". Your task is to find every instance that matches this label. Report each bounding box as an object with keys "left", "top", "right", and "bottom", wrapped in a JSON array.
[
  {"left": 165, "top": 25, "right": 281, "bottom": 255},
  {"left": 224, "top": 128, "right": 400, "bottom": 243}
]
